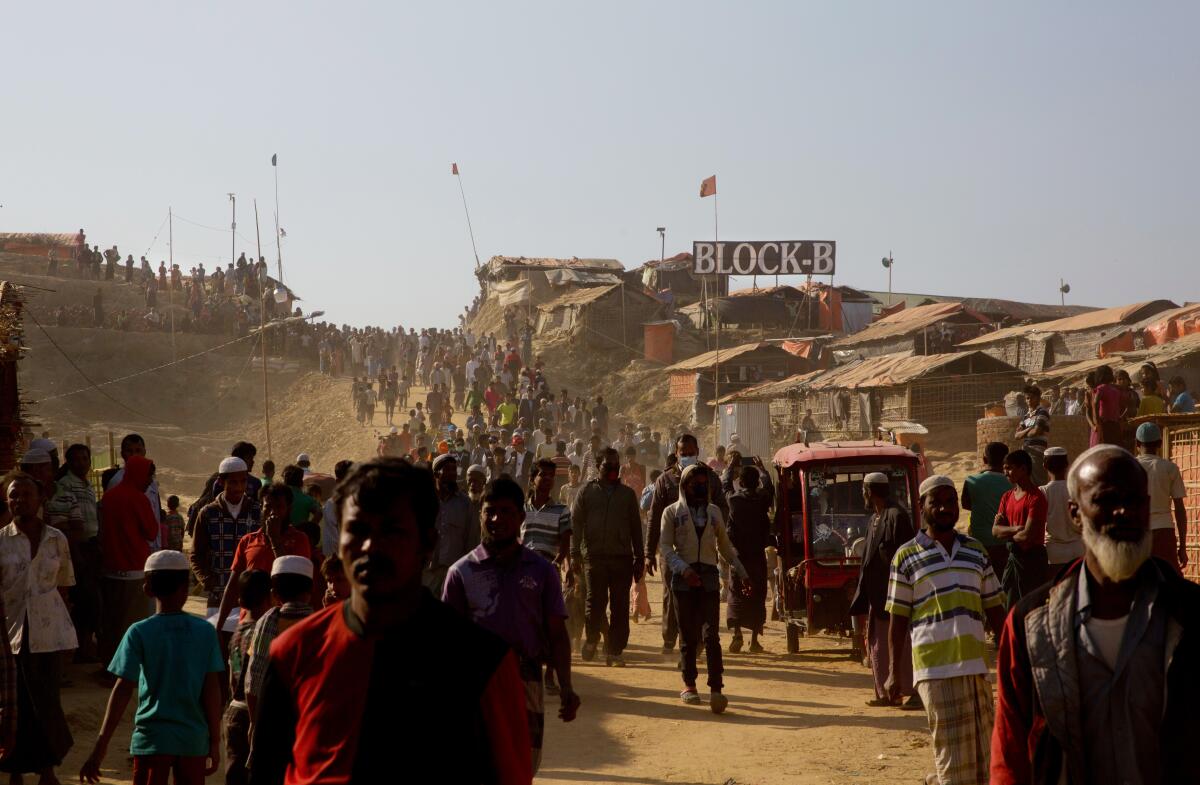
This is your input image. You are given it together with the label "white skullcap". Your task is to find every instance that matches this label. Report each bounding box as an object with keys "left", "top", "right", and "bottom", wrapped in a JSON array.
[
  {"left": 919, "top": 475, "right": 956, "bottom": 498},
  {"left": 296, "top": 453, "right": 311, "bottom": 464},
  {"left": 271, "top": 555, "right": 313, "bottom": 579},
  {"left": 1044, "top": 446, "right": 1068, "bottom": 457},
  {"left": 864, "top": 472, "right": 889, "bottom": 485},
  {"left": 219, "top": 457, "right": 248, "bottom": 475},
  {"left": 145, "top": 549, "right": 190, "bottom": 572},
  {"left": 30, "top": 438, "right": 57, "bottom": 454},
  {"left": 467, "top": 464, "right": 487, "bottom": 476},
  {"left": 18, "top": 448, "right": 51, "bottom": 465},
  {"left": 390, "top": 426, "right": 399, "bottom": 434}
]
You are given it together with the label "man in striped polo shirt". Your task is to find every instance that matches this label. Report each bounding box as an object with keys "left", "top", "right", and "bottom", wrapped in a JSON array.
[
  {"left": 521, "top": 460, "right": 572, "bottom": 566},
  {"left": 886, "top": 475, "right": 1008, "bottom": 785}
]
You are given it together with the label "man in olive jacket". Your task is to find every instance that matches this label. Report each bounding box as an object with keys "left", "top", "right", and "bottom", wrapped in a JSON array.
[{"left": 570, "top": 447, "right": 644, "bottom": 666}]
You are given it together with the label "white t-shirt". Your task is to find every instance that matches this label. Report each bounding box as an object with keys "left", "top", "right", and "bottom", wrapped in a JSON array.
[
  {"left": 1085, "top": 614, "right": 1128, "bottom": 671},
  {"left": 1041, "top": 479, "right": 1084, "bottom": 564},
  {"left": 1136, "top": 454, "right": 1185, "bottom": 531}
]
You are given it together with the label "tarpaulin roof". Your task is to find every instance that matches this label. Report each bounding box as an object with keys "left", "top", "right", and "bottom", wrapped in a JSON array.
[
  {"left": 482, "top": 256, "right": 624, "bottom": 275},
  {"left": 639, "top": 252, "right": 693, "bottom": 271},
  {"left": 665, "top": 341, "right": 793, "bottom": 373},
  {"left": 958, "top": 299, "right": 1178, "bottom": 347},
  {"left": 544, "top": 269, "right": 623, "bottom": 286},
  {"left": 718, "top": 350, "right": 1020, "bottom": 401},
  {"left": 860, "top": 290, "right": 1096, "bottom": 321},
  {"left": 538, "top": 283, "right": 659, "bottom": 311},
  {"left": 726, "top": 285, "right": 806, "bottom": 299},
  {"left": 830, "top": 302, "right": 988, "bottom": 347}
]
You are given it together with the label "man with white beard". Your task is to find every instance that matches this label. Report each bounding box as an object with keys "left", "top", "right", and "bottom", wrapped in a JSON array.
[{"left": 991, "top": 445, "right": 1200, "bottom": 785}]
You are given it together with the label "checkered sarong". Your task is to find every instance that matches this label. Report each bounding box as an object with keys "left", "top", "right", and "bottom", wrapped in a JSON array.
[{"left": 915, "top": 675, "right": 993, "bottom": 785}]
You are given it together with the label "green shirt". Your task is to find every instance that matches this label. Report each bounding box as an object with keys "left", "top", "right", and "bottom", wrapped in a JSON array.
[
  {"left": 496, "top": 402, "right": 517, "bottom": 427},
  {"left": 108, "top": 612, "right": 225, "bottom": 756},
  {"left": 962, "top": 471, "right": 1010, "bottom": 547},
  {"left": 289, "top": 487, "right": 321, "bottom": 527}
]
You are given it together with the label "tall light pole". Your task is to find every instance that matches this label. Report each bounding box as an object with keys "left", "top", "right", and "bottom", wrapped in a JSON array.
[
  {"left": 228, "top": 193, "right": 236, "bottom": 268},
  {"left": 881, "top": 251, "right": 894, "bottom": 307},
  {"left": 1059, "top": 279, "right": 1070, "bottom": 306},
  {"left": 656, "top": 226, "right": 666, "bottom": 264}
]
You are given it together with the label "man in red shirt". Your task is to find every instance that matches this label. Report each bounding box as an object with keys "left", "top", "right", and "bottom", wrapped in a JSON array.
[
  {"left": 98, "top": 454, "right": 160, "bottom": 662},
  {"left": 248, "top": 458, "right": 531, "bottom": 785},
  {"left": 216, "top": 484, "right": 312, "bottom": 634},
  {"left": 992, "top": 448, "right": 1050, "bottom": 606}
]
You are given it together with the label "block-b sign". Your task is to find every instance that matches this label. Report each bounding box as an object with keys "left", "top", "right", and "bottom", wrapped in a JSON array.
[{"left": 692, "top": 241, "right": 836, "bottom": 276}]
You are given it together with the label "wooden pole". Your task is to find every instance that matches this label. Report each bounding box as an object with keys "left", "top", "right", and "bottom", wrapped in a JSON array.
[
  {"left": 713, "top": 193, "right": 721, "bottom": 447},
  {"left": 168, "top": 208, "right": 176, "bottom": 361},
  {"left": 255, "top": 200, "right": 273, "bottom": 460}
]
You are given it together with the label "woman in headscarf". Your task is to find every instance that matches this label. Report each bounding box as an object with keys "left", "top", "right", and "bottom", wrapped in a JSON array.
[
  {"left": 659, "top": 464, "right": 751, "bottom": 713},
  {"left": 0, "top": 471, "right": 77, "bottom": 783}
]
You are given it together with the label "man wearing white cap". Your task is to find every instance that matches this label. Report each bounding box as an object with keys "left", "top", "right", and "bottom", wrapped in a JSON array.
[
  {"left": 244, "top": 556, "right": 314, "bottom": 721},
  {"left": 886, "top": 475, "right": 1007, "bottom": 785},
  {"left": 295, "top": 453, "right": 312, "bottom": 476},
  {"left": 191, "top": 457, "right": 262, "bottom": 616},
  {"left": 1040, "top": 447, "right": 1083, "bottom": 568},
  {"left": 19, "top": 448, "right": 85, "bottom": 548},
  {"left": 849, "top": 472, "right": 917, "bottom": 708}
]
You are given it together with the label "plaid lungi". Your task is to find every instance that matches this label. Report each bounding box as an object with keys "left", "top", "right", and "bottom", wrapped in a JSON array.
[
  {"left": 915, "top": 675, "right": 993, "bottom": 785},
  {"left": 519, "top": 658, "right": 546, "bottom": 775}
]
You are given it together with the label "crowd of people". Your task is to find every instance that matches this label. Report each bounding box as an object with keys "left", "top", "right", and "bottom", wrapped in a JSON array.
[{"left": 0, "top": 298, "right": 1197, "bottom": 784}]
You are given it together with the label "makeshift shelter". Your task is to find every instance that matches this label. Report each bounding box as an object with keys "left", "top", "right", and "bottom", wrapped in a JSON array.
[
  {"left": 861, "top": 289, "right": 1096, "bottom": 325},
  {"left": 958, "top": 299, "right": 1178, "bottom": 374},
  {"left": 664, "top": 341, "right": 814, "bottom": 424},
  {"left": 0, "top": 232, "right": 79, "bottom": 261},
  {"left": 535, "top": 283, "right": 663, "bottom": 351},
  {"left": 828, "top": 302, "right": 992, "bottom": 360},
  {"left": 676, "top": 283, "right": 878, "bottom": 334},
  {"left": 720, "top": 350, "right": 1024, "bottom": 439},
  {"left": 631, "top": 252, "right": 727, "bottom": 307},
  {"left": 1032, "top": 330, "right": 1200, "bottom": 391},
  {"left": 0, "top": 282, "right": 25, "bottom": 472},
  {"left": 471, "top": 255, "right": 629, "bottom": 335}
]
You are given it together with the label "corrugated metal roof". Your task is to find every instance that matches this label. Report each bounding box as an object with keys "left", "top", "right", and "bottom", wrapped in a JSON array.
[
  {"left": 860, "top": 290, "right": 1095, "bottom": 321},
  {"left": 958, "top": 299, "right": 1178, "bottom": 347},
  {"left": 719, "top": 350, "right": 1021, "bottom": 401},
  {"left": 830, "top": 302, "right": 987, "bottom": 347},
  {"left": 665, "top": 341, "right": 790, "bottom": 372}
]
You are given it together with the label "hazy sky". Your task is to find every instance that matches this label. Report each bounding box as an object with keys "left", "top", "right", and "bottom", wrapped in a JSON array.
[{"left": 3, "top": 3, "right": 1197, "bottom": 328}]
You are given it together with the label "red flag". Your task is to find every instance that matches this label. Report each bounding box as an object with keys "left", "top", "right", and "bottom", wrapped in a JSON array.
[
  {"left": 451, "top": 163, "right": 459, "bottom": 175},
  {"left": 699, "top": 175, "right": 716, "bottom": 198}
]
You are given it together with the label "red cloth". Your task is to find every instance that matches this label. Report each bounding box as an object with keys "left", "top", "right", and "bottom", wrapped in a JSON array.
[
  {"left": 231, "top": 528, "right": 312, "bottom": 575},
  {"left": 991, "top": 604, "right": 1040, "bottom": 785},
  {"left": 264, "top": 600, "right": 531, "bottom": 785},
  {"left": 999, "top": 487, "right": 1048, "bottom": 553},
  {"left": 100, "top": 455, "right": 160, "bottom": 573}
]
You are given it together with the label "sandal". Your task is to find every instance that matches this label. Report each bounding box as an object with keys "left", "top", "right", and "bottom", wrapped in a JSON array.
[
  {"left": 680, "top": 688, "right": 701, "bottom": 705},
  {"left": 865, "top": 697, "right": 894, "bottom": 707}
]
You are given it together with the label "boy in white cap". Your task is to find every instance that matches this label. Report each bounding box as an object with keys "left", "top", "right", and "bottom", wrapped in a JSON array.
[
  {"left": 1135, "top": 421, "right": 1188, "bottom": 572},
  {"left": 886, "top": 476, "right": 1007, "bottom": 785},
  {"left": 244, "top": 555, "right": 315, "bottom": 722},
  {"left": 80, "top": 550, "right": 224, "bottom": 784}
]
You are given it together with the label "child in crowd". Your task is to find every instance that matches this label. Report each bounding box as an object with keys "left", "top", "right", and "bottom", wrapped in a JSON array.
[
  {"left": 163, "top": 495, "right": 185, "bottom": 553},
  {"left": 224, "top": 570, "right": 272, "bottom": 785},
  {"left": 260, "top": 459, "right": 276, "bottom": 488},
  {"left": 80, "top": 550, "right": 225, "bottom": 785},
  {"left": 320, "top": 555, "right": 351, "bottom": 607}
]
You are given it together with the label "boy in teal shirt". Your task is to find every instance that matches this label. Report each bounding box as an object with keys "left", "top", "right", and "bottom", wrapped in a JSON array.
[{"left": 80, "top": 550, "right": 224, "bottom": 784}]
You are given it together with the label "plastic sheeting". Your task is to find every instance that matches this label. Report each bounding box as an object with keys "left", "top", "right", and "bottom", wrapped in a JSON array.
[{"left": 492, "top": 278, "right": 530, "bottom": 306}]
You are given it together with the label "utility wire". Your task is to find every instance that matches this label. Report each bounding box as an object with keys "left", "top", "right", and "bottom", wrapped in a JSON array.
[{"left": 26, "top": 310, "right": 167, "bottom": 423}]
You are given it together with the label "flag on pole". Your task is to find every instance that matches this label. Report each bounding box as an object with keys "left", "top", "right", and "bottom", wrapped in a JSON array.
[
  {"left": 699, "top": 175, "right": 716, "bottom": 198},
  {"left": 271, "top": 154, "right": 277, "bottom": 167},
  {"left": 451, "top": 162, "right": 459, "bottom": 175}
]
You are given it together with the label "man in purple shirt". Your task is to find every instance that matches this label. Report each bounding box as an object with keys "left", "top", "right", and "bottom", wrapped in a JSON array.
[{"left": 443, "top": 477, "right": 580, "bottom": 775}]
